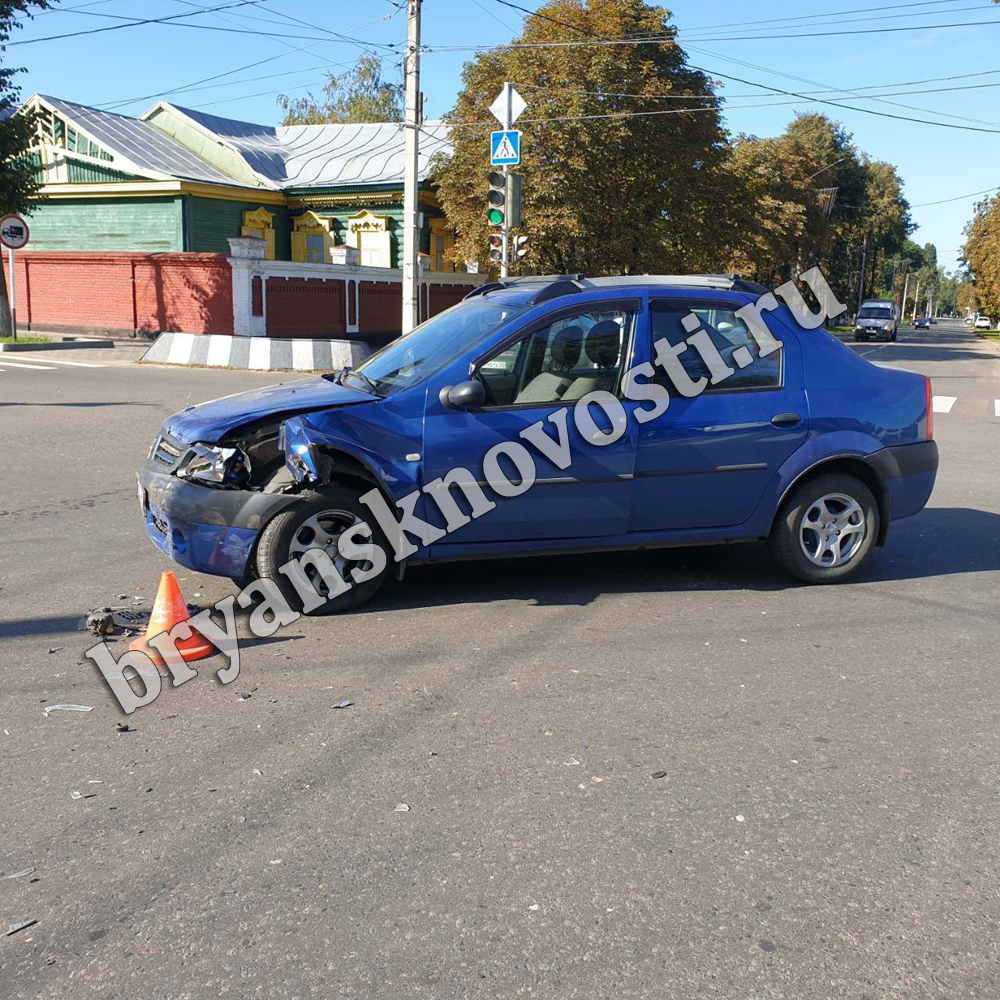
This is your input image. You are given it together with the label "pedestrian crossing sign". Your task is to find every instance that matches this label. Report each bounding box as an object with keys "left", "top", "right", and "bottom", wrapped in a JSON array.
[{"left": 490, "top": 130, "right": 521, "bottom": 166}]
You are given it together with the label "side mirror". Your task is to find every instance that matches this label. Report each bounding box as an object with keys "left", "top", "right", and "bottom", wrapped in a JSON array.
[{"left": 439, "top": 379, "right": 486, "bottom": 410}]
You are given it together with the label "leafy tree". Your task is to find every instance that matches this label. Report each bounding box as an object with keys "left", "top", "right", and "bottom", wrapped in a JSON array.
[
  {"left": 723, "top": 114, "right": 911, "bottom": 309},
  {"left": 433, "top": 0, "right": 732, "bottom": 275},
  {"left": 277, "top": 54, "right": 402, "bottom": 125},
  {"left": 961, "top": 193, "right": 1000, "bottom": 319},
  {"left": 0, "top": 0, "right": 49, "bottom": 337}
]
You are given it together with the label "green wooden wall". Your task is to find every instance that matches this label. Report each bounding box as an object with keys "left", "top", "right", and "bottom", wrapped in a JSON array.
[
  {"left": 184, "top": 195, "right": 290, "bottom": 259},
  {"left": 25, "top": 197, "right": 183, "bottom": 253}
]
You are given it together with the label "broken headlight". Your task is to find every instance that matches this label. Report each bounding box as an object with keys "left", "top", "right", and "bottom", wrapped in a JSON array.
[{"left": 176, "top": 443, "right": 251, "bottom": 489}]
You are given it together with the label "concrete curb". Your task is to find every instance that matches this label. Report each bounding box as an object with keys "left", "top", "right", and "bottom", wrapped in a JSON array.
[
  {"left": 140, "top": 333, "right": 372, "bottom": 371},
  {"left": 0, "top": 338, "right": 115, "bottom": 351}
]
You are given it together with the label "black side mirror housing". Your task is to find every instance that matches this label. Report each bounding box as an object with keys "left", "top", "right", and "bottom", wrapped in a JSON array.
[{"left": 439, "top": 380, "right": 486, "bottom": 410}]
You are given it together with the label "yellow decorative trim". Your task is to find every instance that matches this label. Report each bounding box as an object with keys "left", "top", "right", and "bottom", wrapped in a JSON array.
[
  {"left": 241, "top": 207, "right": 276, "bottom": 259},
  {"left": 36, "top": 180, "right": 286, "bottom": 203},
  {"left": 286, "top": 191, "right": 404, "bottom": 209},
  {"left": 291, "top": 210, "right": 337, "bottom": 263}
]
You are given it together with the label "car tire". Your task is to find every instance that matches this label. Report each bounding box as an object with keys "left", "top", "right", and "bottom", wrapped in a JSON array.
[
  {"left": 769, "top": 473, "right": 879, "bottom": 584},
  {"left": 255, "top": 486, "right": 391, "bottom": 614},
  {"left": 853, "top": 334, "right": 861, "bottom": 342}
]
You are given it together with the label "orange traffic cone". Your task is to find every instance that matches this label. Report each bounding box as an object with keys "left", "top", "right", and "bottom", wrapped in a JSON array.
[{"left": 129, "top": 571, "right": 216, "bottom": 667}]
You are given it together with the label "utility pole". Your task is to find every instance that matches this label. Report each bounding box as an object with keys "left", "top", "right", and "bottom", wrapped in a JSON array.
[
  {"left": 911, "top": 279, "right": 920, "bottom": 323},
  {"left": 499, "top": 82, "right": 513, "bottom": 279},
  {"left": 401, "top": 0, "right": 421, "bottom": 335},
  {"left": 900, "top": 270, "right": 911, "bottom": 320},
  {"left": 855, "top": 233, "right": 868, "bottom": 319}
]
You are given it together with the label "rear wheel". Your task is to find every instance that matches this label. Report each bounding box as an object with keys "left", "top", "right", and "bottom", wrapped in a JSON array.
[
  {"left": 255, "top": 486, "right": 390, "bottom": 613},
  {"left": 769, "top": 473, "right": 879, "bottom": 584}
]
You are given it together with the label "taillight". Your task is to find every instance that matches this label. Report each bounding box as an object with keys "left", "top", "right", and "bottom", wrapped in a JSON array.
[{"left": 925, "top": 375, "right": 933, "bottom": 440}]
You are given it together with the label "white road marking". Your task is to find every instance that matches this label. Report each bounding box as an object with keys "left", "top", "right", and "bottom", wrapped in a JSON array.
[
  {"left": 932, "top": 395, "right": 957, "bottom": 414},
  {"left": 995, "top": 399, "right": 1000, "bottom": 418},
  {"left": 0, "top": 353, "right": 105, "bottom": 367},
  {"left": 0, "top": 360, "right": 58, "bottom": 370}
]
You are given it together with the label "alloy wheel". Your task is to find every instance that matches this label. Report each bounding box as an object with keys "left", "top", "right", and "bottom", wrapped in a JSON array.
[{"left": 799, "top": 492, "right": 867, "bottom": 568}]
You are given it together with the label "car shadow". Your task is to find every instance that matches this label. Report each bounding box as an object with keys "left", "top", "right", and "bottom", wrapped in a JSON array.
[{"left": 365, "top": 506, "right": 1000, "bottom": 612}]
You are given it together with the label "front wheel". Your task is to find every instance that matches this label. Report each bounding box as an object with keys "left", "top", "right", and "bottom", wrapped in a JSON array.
[
  {"left": 255, "top": 486, "right": 391, "bottom": 613},
  {"left": 769, "top": 473, "right": 879, "bottom": 584}
]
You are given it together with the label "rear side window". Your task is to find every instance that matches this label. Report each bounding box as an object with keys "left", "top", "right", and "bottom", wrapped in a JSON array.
[{"left": 649, "top": 299, "right": 781, "bottom": 392}]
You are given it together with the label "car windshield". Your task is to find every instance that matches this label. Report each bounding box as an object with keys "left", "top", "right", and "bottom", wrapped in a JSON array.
[
  {"left": 343, "top": 296, "right": 529, "bottom": 395},
  {"left": 858, "top": 307, "right": 893, "bottom": 320}
]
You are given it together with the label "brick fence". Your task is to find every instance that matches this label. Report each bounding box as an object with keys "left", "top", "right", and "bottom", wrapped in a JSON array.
[
  {"left": 3, "top": 249, "right": 485, "bottom": 343},
  {"left": 2, "top": 251, "right": 234, "bottom": 337}
]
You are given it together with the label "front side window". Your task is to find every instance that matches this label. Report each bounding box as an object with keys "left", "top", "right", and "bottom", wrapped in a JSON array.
[
  {"left": 352, "top": 295, "right": 530, "bottom": 395},
  {"left": 649, "top": 300, "right": 781, "bottom": 392},
  {"left": 475, "top": 306, "right": 635, "bottom": 407}
]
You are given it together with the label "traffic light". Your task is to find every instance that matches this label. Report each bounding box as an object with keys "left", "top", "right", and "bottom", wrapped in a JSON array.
[
  {"left": 487, "top": 171, "right": 505, "bottom": 226},
  {"left": 486, "top": 171, "right": 523, "bottom": 228},
  {"left": 489, "top": 234, "right": 503, "bottom": 263},
  {"left": 512, "top": 235, "right": 529, "bottom": 262}
]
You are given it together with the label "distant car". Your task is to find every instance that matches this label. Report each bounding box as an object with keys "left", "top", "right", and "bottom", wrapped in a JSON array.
[
  {"left": 914, "top": 317, "right": 930, "bottom": 329},
  {"left": 975, "top": 316, "right": 992, "bottom": 329},
  {"left": 854, "top": 300, "right": 898, "bottom": 342},
  {"left": 139, "top": 273, "right": 939, "bottom": 604},
  {"left": 965, "top": 316, "right": 975, "bottom": 325}
]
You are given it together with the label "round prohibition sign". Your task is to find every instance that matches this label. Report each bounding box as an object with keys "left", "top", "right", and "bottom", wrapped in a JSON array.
[{"left": 0, "top": 214, "right": 29, "bottom": 250}]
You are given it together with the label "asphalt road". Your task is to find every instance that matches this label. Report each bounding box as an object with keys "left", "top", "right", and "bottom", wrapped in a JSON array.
[{"left": 1, "top": 322, "right": 998, "bottom": 999}]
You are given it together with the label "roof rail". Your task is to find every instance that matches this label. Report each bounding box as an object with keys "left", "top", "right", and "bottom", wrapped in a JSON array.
[{"left": 463, "top": 274, "right": 585, "bottom": 303}]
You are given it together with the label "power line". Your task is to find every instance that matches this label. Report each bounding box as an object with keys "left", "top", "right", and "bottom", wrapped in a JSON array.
[
  {"left": 910, "top": 186, "right": 1000, "bottom": 207},
  {"left": 685, "top": 2, "right": 993, "bottom": 38},
  {"left": 687, "top": 44, "right": 1000, "bottom": 130},
  {"left": 428, "top": 15, "right": 1000, "bottom": 50},
  {"left": 679, "top": 0, "right": 970, "bottom": 32},
  {"left": 11, "top": 3, "right": 399, "bottom": 49},
  {"left": 10, "top": 0, "right": 269, "bottom": 45}
]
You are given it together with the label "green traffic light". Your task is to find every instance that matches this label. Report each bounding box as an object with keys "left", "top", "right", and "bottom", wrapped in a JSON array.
[{"left": 487, "top": 208, "right": 504, "bottom": 226}]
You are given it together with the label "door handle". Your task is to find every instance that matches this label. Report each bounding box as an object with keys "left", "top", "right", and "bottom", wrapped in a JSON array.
[{"left": 771, "top": 412, "right": 801, "bottom": 427}]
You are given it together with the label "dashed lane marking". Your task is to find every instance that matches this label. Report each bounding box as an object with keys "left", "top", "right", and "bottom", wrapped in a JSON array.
[
  {"left": 932, "top": 395, "right": 957, "bottom": 414},
  {"left": 995, "top": 399, "right": 1000, "bottom": 418}
]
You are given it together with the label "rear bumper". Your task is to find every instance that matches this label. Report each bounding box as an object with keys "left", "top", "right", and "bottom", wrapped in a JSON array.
[
  {"left": 138, "top": 463, "right": 302, "bottom": 579},
  {"left": 869, "top": 440, "right": 939, "bottom": 524}
]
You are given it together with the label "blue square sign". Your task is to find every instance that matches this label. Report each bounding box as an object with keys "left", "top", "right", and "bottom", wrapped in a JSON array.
[{"left": 490, "top": 130, "right": 521, "bottom": 166}]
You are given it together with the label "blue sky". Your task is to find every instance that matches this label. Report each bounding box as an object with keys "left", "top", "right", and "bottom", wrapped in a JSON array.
[{"left": 10, "top": 0, "right": 1000, "bottom": 270}]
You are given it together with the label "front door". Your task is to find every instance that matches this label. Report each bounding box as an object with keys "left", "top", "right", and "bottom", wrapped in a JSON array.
[
  {"left": 629, "top": 297, "right": 808, "bottom": 532},
  {"left": 422, "top": 300, "right": 641, "bottom": 545}
]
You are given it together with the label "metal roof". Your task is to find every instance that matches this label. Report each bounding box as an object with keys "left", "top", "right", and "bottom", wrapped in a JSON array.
[
  {"left": 162, "top": 105, "right": 452, "bottom": 189},
  {"left": 40, "top": 96, "right": 239, "bottom": 186}
]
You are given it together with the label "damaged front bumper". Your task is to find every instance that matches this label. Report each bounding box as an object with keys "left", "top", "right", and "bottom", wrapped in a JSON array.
[{"left": 138, "top": 462, "right": 302, "bottom": 580}]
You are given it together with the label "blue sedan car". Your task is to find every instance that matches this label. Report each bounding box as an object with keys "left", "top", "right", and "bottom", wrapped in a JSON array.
[{"left": 138, "top": 275, "right": 938, "bottom": 611}]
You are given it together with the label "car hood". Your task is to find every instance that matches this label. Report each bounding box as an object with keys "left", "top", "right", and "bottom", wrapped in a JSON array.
[{"left": 164, "top": 376, "right": 374, "bottom": 443}]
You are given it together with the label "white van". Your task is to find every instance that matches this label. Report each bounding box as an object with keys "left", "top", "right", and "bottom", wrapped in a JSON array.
[{"left": 854, "top": 300, "right": 899, "bottom": 342}]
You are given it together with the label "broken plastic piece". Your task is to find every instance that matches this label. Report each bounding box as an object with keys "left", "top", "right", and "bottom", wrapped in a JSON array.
[
  {"left": 0, "top": 868, "right": 36, "bottom": 880},
  {"left": 651, "top": 771, "right": 667, "bottom": 779},
  {"left": 115, "top": 722, "right": 135, "bottom": 733},
  {"left": 393, "top": 803, "right": 411, "bottom": 812},
  {"left": 70, "top": 790, "right": 97, "bottom": 800},
  {"left": 333, "top": 700, "right": 352, "bottom": 709},
  {"left": 43, "top": 704, "right": 93, "bottom": 716},
  {"left": 5, "top": 919, "right": 38, "bottom": 936}
]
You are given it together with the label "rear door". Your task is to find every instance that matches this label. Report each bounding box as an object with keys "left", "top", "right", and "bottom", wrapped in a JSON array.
[{"left": 629, "top": 296, "right": 808, "bottom": 532}]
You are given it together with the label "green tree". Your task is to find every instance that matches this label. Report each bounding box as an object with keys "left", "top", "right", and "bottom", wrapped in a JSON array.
[
  {"left": 961, "top": 193, "right": 1000, "bottom": 320},
  {"left": 277, "top": 54, "right": 402, "bottom": 125},
  {"left": 0, "top": 0, "right": 50, "bottom": 337},
  {"left": 433, "top": 0, "right": 732, "bottom": 275},
  {"left": 723, "top": 114, "right": 911, "bottom": 308}
]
